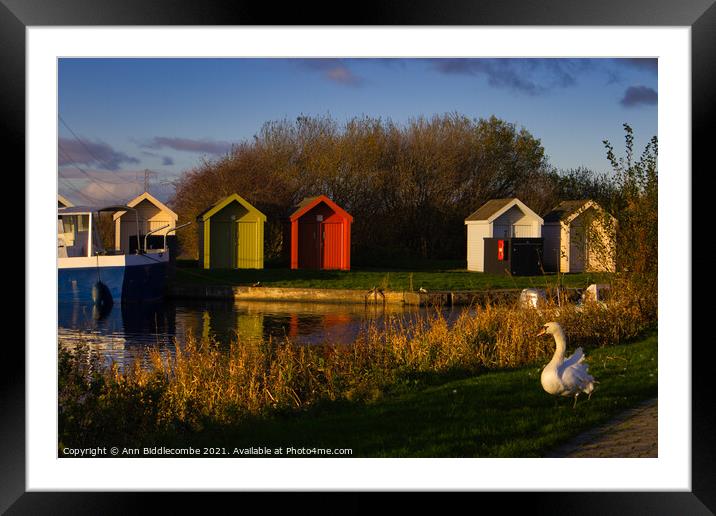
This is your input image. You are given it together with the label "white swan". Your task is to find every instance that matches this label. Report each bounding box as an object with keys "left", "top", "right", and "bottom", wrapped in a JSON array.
[{"left": 537, "top": 322, "right": 597, "bottom": 408}]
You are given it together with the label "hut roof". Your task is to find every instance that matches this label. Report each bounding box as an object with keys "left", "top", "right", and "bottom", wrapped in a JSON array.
[
  {"left": 464, "top": 198, "right": 543, "bottom": 223},
  {"left": 197, "top": 193, "right": 266, "bottom": 222},
  {"left": 113, "top": 191, "right": 178, "bottom": 221},
  {"left": 543, "top": 200, "right": 614, "bottom": 224},
  {"left": 296, "top": 196, "right": 320, "bottom": 209},
  {"left": 57, "top": 194, "right": 74, "bottom": 208},
  {"left": 290, "top": 195, "right": 353, "bottom": 222}
]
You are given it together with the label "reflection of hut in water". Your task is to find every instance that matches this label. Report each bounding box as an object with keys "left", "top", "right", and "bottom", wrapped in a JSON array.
[
  {"left": 120, "top": 301, "right": 176, "bottom": 343},
  {"left": 284, "top": 312, "right": 326, "bottom": 340},
  {"left": 288, "top": 313, "right": 299, "bottom": 339},
  {"left": 283, "top": 308, "right": 354, "bottom": 343},
  {"left": 169, "top": 300, "right": 424, "bottom": 349},
  {"left": 178, "top": 301, "right": 265, "bottom": 345},
  {"left": 323, "top": 313, "right": 353, "bottom": 327},
  {"left": 58, "top": 300, "right": 178, "bottom": 368},
  {"left": 170, "top": 304, "right": 219, "bottom": 344},
  {"left": 201, "top": 310, "right": 212, "bottom": 342},
  {"left": 58, "top": 301, "right": 123, "bottom": 334},
  {"left": 59, "top": 301, "right": 177, "bottom": 347},
  {"left": 235, "top": 312, "right": 264, "bottom": 343}
]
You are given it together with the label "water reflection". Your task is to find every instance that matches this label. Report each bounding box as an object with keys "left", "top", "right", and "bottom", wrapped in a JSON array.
[
  {"left": 58, "top": 300, "right": 177, "bottom": 367},
  {"left": 58, "top": 299, "right": 456, "bottom": 367}
]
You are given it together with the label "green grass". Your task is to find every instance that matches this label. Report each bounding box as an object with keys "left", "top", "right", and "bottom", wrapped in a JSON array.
[
  {"left": 156, "top": 331, "right": 657, "bottom": 457},
  {"left": 173, "top": 260, "right": 609, "bottom": 292}
]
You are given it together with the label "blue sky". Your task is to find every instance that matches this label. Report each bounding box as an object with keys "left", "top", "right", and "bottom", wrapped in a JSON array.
[{"left": 58, "top": 58, "right": 657, "bottom": 205}]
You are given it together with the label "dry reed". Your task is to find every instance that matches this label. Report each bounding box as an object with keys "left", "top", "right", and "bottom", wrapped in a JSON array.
[{"left": 59, "top": 276, "right": 656, "bottom": 444}]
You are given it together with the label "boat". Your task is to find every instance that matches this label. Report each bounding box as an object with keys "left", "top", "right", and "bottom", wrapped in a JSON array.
[{"left": 57, "top": 204, "right": 171, "bottom": 307}]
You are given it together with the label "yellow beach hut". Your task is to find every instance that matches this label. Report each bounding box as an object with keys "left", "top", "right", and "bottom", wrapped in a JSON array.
[{"left": 197, "top": 193, "right": 266, "bottom": 269}]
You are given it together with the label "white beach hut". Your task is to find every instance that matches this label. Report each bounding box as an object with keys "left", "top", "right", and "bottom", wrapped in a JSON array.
[
  {"left": 113, "top": 191, "right": 178, "bottom": 253},
  {"left": 465, "top": 198, "right": 543, "bottom": 272},
  {"left": 542, "top": 200, "right": 617, "bottom": 273}
]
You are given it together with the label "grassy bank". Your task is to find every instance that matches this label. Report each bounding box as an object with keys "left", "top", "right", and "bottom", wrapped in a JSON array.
[
  {"left": 59, "top": 330, "right": 657, "bottom": 458},
  {"left": 59, "top": 280, "right": 656, "bottom": 456},
  {"left": 172, "top": 260, "right": 609, "bottom": 292},
  {"left": 170, "top": 332, "right": 658, "bottom": 457}
]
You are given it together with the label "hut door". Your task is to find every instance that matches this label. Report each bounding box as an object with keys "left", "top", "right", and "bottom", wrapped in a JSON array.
[
  {"left": 569, "top": 224, "right": 587, "bottom": 272},
  {"left": 322, "top": 222, "right": 343, "bottom": 270},
  {"left": 299, "top": 222, "right": 321, "bottom": 269},
  {"left": 237, "top": 221, "right": 258, "bottom": 268},
  {"left": 210, "top": 221, "right": 233, "bottom": 269}
]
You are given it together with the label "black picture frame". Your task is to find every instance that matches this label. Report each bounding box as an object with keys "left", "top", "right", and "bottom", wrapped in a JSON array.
[{"left": 4, "top": 0, "right": 712, "bottom": 512}]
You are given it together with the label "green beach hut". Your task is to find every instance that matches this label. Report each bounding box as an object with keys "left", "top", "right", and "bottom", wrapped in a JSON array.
[{"left": 197, "top": 193, "right": 266, "bottom": 269}]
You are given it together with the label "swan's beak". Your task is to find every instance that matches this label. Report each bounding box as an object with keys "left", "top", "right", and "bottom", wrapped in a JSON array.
[{"left": 536, "top": 327, "right": 547, "bottom": 337}]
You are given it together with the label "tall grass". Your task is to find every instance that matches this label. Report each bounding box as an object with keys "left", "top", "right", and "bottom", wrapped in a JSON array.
[{"left": 59, "top": 275, "right": 656, "bottom": 447}]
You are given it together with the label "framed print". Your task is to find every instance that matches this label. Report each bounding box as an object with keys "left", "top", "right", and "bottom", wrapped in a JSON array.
[{"left": 4, "top": 0, "right": 713, "bottom": 512}]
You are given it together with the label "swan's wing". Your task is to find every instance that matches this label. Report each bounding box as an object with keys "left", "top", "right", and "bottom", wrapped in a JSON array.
[
  {"left": 560, "top": 347, "right": 585, "bottom": 371},
  {"left": 560, "top": 362, "right": 596, "bottom": 393}
]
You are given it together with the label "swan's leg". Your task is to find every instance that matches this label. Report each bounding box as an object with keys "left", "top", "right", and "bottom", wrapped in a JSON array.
[{"left": 573, "top": 394, "right": 579, "bottom": 409}]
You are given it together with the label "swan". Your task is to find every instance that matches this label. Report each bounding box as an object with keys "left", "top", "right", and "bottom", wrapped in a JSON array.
[{"left": 537, "top": 322, "right": 597, "bottom": 408}]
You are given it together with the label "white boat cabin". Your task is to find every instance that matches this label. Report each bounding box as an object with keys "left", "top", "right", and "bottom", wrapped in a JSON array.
[
  {"left": 57, "top": 206, "right": 105, "bottom": 258},
  {"left": 58, "top": 205, "right": 153, "bottom": 259}
]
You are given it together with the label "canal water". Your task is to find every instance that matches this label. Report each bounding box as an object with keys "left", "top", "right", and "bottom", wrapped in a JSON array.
[{"left": 58, "top": 299, "right": 462, "bottom": 367}]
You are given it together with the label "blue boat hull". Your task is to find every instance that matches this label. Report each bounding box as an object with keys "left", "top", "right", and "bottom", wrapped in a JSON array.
[{"left": 58, "top": 260, "right": 168, "bottom": 304}]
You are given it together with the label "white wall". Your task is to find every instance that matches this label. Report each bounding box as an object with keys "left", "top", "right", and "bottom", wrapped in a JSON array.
[
  {"left": 466, "top": 222, "right": 490, "bottom": 271},
  {"left": 115, "top": 199, "right": 176, "bottom": 252},
  {"left": 492, "top": 205, "right": 540, "bottom": 238}
]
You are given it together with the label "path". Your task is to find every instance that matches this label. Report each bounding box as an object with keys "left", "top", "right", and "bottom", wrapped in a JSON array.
[{"left": 545, "top": 398, "right": 658, "bottom": 458}]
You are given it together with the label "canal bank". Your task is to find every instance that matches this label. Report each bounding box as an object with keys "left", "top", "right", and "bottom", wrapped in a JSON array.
[{"left": 168, "top": 283, "right": 583, "bottom": 306}]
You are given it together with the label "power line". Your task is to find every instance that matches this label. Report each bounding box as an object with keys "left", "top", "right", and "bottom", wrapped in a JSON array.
[
  {"left": 58, "top": 146, "right": 124, "bottom": 200},
  {"left": 58, "top": 177, "right": 104, "bottom": 205},
  {"left": 59, "top": 115, "right": 135, "bottom": 182},
  {"left": 58, "top": 142, "right": 131, "bottom": 186},
  {"left": 58, "top": 174, "right": 110, "bottom": 204},
  {"left": 58, "top": 114, "right": 169, "bottom": 199},
  {"left": 60, "top": 177, "right": 94, "bottom": 204}
]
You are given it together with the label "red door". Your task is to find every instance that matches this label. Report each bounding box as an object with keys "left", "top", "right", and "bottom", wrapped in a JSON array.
[
  {"left": 322, "top": 222, "right": 343, "bottom": 269},
  {"left": 298, "top": 222, "right": 321, "bottom": 269}
]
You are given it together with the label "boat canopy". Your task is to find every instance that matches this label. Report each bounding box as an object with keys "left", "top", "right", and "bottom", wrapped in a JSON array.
[
  {"left": 58, "top": 205, "right": 135, "bottom": 215},
  {"left": 58, "top": 205, "right": 139, "bottom": 258},
  {"left": 96, "top": 204, "right": 137, "bottom": 213}
]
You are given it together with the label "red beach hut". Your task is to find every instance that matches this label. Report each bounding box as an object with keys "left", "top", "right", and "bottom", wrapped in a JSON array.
[{"left": 289, "top": 195, "right": 353, "bottom": 270}]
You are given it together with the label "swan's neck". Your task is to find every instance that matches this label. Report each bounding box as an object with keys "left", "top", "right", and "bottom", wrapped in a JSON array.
[{"left": 549, "top": 328, "right": 567, "bottom": 364}]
